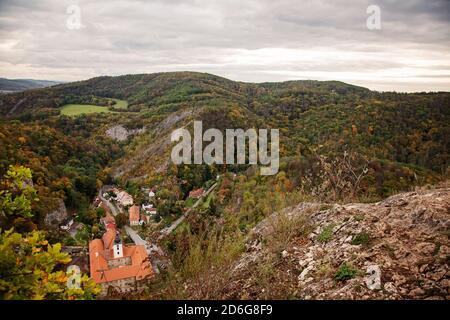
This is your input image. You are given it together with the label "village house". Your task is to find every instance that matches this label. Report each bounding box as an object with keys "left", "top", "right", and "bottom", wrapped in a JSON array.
[
  {"left": 141, "top": 187, "right": 156, "bottom": 198},
  {"left": 129, "top": 205, "right": 140, "bottom": 226},
  {"left": 88, "top": 224, "right": 154, "bottom": 295},
  {"left": 142, "top": 203, "right": 157, "bottom": 215},
  {"left": 140, "top": 209, "right": 155, "bottom": 225},
  {"left": 130, "top": 204, "right": 152, "bottom": 225},
  {"left": 116, "top": 190, "right": 133, "bottom": 207},
  {"left": 189, "top": 188, "right": 204, "bottom": 199},
  {"left": 142, "top": 203, "right": 153, "bottom": 210}
]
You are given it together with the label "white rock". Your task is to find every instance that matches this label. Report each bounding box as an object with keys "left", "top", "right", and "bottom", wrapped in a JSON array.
[
  {"left": 304, "top": 277, "right": 314, "bottom": 283},
  {"left": 298, "top": 265, "right": 314, "bottom": 281},
  {"left": 299, "top": 257, "right": 313, "bottom": 267},
  {"left": 365, "top": 265, "right": 382, "bottom": 290}
]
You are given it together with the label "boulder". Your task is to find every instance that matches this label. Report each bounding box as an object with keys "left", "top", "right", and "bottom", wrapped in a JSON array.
[{"left": 44, "top": 198, "right": 68, "bottom": 227}]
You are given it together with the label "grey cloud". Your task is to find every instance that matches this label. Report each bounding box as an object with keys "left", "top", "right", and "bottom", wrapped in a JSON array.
[{"left": 0, "top": 0, "right": 448, "bottom": 91}]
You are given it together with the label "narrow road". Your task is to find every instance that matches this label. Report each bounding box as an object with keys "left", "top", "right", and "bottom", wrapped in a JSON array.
[
  {"left": 124, "top": 225, "right": 163, "bottom": 274},
  {"left": 98, "top": 185, "right": 119, "bottom": 216},
  {"left": 158, "top": 182, "right": 217, "bottom": 238},
  {"left": 124, "top": 225, "right": 146, "bottom": 245}
]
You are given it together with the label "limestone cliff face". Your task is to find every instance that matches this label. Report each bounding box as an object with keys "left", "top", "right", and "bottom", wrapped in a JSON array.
[
  {"left": 110, "top": 110, "right": 195, "bottom": 180},
  {"left": 224, "top": 185, "right": 450, "bottom": 300},
  {"left": 106, "top": 125, "right": 145, "bottom": 142},
  {"left": 44, "top": 198, "right": 68, "bottom": 227}
]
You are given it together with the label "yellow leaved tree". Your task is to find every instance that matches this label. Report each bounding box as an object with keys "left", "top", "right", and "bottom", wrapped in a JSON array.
[{"left": 0, "top": 165, "right": 100, "bottom": 300}]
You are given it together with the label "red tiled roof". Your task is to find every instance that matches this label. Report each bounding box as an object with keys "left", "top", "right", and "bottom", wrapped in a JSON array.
[
  {"left": 129, "top": 205, "right": 140, "bottom": 223},
  {"left": 105, "top": 222, "right": 116, "bottom": 230},
  {"left": 117, "top": 191, "right": 133, "bottom": 205},
  {"left": 102, "top": 229, "right": 116, "bottom": 250},
  {"left": 89, "top": 245, "right": 153, "bottom": 283},
  {"left": 89, "top": 226, "right": 154, "bottom": 285}
]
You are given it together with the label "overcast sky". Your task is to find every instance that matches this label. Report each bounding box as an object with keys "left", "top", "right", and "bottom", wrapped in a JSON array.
[{"left": 0, "top": 0, "right": 449, "bottom": 92}]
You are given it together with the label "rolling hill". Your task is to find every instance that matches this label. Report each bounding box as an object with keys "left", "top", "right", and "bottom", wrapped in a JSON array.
[{"left": 0, "top": 78, "right": 61, "bottom": 93}]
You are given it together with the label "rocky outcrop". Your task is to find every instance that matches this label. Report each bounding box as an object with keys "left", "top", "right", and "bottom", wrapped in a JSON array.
[
  {"left": 44, "top": 198, "right": 68, "bottom": 227},
  {"left": 112, "top": 111, "right": 194, "bottom": 179},
  {"left": 155, "top": 109, "right": 191, "bottom": 132},
  {"left": 225, "top": 186, "right": 450, "bottom": 300},
  {"left": 106, "top": 125, "right": 146, "bottom": 142}
]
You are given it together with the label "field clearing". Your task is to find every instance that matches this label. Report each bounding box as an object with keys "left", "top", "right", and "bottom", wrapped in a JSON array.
[
  {"left": 111, "top": 98, "right": 128, "bottom": 109},
  {"left": 60, "top": 104, "right": 112, "bottom": 116},
  {"left": 60, "top": 99, "right": 128, "bottom": 116}
]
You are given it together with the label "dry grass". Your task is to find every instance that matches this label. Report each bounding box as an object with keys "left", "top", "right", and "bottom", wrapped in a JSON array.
[
  {"left": 147, "top": 229, "right": 245, "bottom": 299},
  {"left": 264, "top": 208, "right": 313, "bottom": 254},
  {"left": 228, "top": 207, "right": 315, "bottom": 299}
]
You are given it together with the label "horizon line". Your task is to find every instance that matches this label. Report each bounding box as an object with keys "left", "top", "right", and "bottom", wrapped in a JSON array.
[{"left": 1, "top": 71, "right": 449, "bottom": 94}]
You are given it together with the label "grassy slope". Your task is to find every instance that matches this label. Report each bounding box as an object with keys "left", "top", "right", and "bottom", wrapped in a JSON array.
[
  {"left": 60, "top": 98, "right": 128, "bottom": 116},
  {"left": 111, "top": 98, "right": 128, "bottom": 109},
  {"left": 60, "top": 104, "right": 113, "bottom": 116}
]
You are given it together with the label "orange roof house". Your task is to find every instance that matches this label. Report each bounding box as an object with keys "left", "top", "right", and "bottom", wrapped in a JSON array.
[
  {"left": 129, "top": 205, "right": 140, "bottom": 226},
  {"left": 89, "top": 226, "right": 154, "bottom": 295},
  {"left": 101, "top": 228, "right": 116, "bottom": 249}
]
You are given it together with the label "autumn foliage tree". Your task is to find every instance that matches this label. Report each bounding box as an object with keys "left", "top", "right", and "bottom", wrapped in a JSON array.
[
  {"left": 0, "top": 166, "right": 37, "bottom": 219},
  {"left": 0, "top": 229, "right": 100, "bottom": 299},
  {"left": 0, "top": 166, "right": 100, "bottom": 299}
]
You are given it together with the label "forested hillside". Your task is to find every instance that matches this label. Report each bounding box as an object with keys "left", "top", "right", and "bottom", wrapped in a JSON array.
[{"left": 0, "top": 116, "right": 123, "bottom": 230}]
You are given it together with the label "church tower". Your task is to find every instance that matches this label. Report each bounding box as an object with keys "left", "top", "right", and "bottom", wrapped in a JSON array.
[{"left": 113, "top": 233, "right": 123, "bottom": 258}]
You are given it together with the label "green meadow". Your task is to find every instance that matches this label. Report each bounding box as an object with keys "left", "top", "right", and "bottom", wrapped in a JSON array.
[
  {"left": 60, "top": 104, "right": 112, "bottom": 116},
  {"left": 111, "top": 98, "right": 128, "bottom": 109},
  {"left": 60, "top": 99, "right": 128, "bottom": 116}
]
